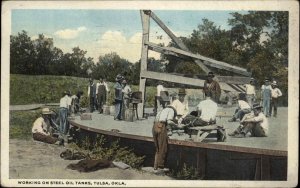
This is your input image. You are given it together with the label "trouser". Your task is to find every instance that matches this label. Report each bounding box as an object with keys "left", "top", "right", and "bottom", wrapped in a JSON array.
[
  {"left": 246, "top": 94, "right": 255, "bottom": 107},
  {"left": 59, "top": 107, "right": 69, "bottom": 137},
  {"left": 90, "top": 96, "right": 96, "bottom": 112},
  {"left": 33, "top": 132, "right": 58, "bottom": 144},
  {"left": 152, "top": 122, "right": 168, "bottom": 169},
  {"left": 262, "top": 98, "right": 271, "bottom": 116},
  {"left": 114, "top": 99, "right": 123, "bottom": 120},
  {"left": 242, "top": 122, "right": 267, "bottom": 137},
  {"left": 97, "top": 93, "right": 106, "bottom": 113},
  {"left": 269, "top": 97, "right": 278, "bottom": 117},
  {"left": 234, "top": 108, "right": 251, "bottom": 120}
]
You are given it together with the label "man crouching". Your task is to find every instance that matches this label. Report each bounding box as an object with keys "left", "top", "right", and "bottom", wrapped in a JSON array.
[
  {"left": 32, "top": 108, "right": 59, "bottom": 144},
  {"left": 152, "top": 105, "right": 182, "bottom": 173},
  {"left": 229, "top": 103, "right": 268, "bottom": 138}
]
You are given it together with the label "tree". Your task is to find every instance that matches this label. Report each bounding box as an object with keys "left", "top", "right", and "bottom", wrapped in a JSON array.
[{"left": 10, "top": 30, "right": 36, "bottom": 74}]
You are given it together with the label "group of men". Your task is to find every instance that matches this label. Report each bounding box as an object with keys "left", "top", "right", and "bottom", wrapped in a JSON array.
[
  {"left": 88, "top": 77, "right": 110, "bottom": 113},
  {"left": 32, "top": 90, "right": 84, "bottom": 145},
  {"left": 152, "top": 72, "right": 283, "bottom": 172}
]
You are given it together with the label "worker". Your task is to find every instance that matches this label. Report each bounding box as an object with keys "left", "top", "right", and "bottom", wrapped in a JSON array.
[
  {"left": 32, "top": 108, "right": 59, "bottom": 144},
  {"left": 195, "top": 91, "right": 218, "bottom": 126},
  {"left": 228, "top": 93, "right": 251, "bottom": 122},
  {"left": 114, "top": 74, "right": 124, "bottom": 120},
  {"left": 88, "top": 78, "right": 97, "bottom": 112},
  {"left": 70, "top": 91, "right": 84, "bottom": 115},
  {"left": 152, "top": 105, "right": 183, "bottom": 173},
  {"left": 269, "top": 81, "right": 282, "bottom": 117},
  {"left": 122, "top": 79, "right": 132, "bottom": 110},
  {"left": 229, "top": 103, "right": 268, "bottom": 138},
  {"left": 170, "top": 88, "right": 189, "bottom": 132},
  {"left": 59, "top": 90, "right": 71, "bottom": 145},
  {"left": 203, "top": 72, "right": 221, "bottom": 103},
  {"left": 245, "top": 77, "right": 256, "bottom": 107},
  {"left": 261, "top": 78, "right": 272, "bottom": 117},
  {"left": 96, "top": 77, "right": 109, "bottom": 113}
]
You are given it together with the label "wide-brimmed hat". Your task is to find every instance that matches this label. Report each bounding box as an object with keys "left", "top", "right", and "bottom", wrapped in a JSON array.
[
  {"left": 178, "top": 88, "right": 186, "bottom": 95},
  {"left": 122, "top": 79, "right": 127, "bottom": 84},
  {"left": 272, "top": 81, "right": 277, "bottom": 85},
  {"left": 207, "top": 72, "right": 215, "bottom": 78},
  {"left": 252, "top": 103, "right": 263, "bottom": 110},
  {"left": 41, "top": 108, "right": 54, "bottom": 115}
]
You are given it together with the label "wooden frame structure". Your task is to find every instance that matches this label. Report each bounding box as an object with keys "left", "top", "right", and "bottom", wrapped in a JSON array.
[{"left": 138, "top": 10, "right": 251, "bottom": 117}]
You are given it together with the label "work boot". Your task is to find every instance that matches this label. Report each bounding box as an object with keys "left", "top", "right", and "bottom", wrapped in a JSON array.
[{"left": 228, "top": 117, "right": 236, "bottom": 122}]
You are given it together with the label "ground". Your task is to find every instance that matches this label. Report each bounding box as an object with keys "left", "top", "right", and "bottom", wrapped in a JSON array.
[{"left": 9, "top": 139, "right": 173, "bottom": 180}]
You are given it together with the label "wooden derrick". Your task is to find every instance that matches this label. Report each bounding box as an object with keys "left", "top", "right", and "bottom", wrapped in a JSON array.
[{"left": 138, "top": 10, "right": 251, "bottom": 117}]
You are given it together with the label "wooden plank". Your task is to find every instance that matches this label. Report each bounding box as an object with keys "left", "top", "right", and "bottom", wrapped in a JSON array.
[
  {"left": 141, "top": 70, "right": 238, "bottom": 92},
  {"left": 146, "top": 41, "right": 250, "bottom": 76},
  {"left": 197, "top": 149, "right": 207, "bottom": 179},
  {"left": 261, "top": 155, "right": 271, "bottom": 180},
  {"left": 149, "top": 11, "right": 211, "bottom": 73},
  {"left": 138, "top": 10, "right": 150, "bottom": 118},
  {"left": 217, "top": 76, "right": 251, "bottom": 85}
]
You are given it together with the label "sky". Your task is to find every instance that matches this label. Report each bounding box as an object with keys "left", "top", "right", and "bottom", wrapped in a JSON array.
[{"left": 11, "top": 10, "right": 243, "bottom": 63}]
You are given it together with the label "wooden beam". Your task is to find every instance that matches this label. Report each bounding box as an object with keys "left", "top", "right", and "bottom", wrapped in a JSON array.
[
  {"left": 146, "top": 42, "right": 250, "bottom": 76},
  {"left": 149, "top": 11, "right": 211, "bottom": 73},
  {"left": 141, "top": 70, "right": 240, "bottom": 92},
  {"left": 138, "top": 10, "right": 150, "bottom": 118},
  {"left": 217, "top": 76, "right": 251, "bottom": 85}
]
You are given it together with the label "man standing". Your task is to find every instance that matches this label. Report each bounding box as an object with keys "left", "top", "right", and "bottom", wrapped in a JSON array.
[
  {"left": 245, "top": 78, "right": 256, "bottom": 107},
  {"left": 32, "top": 108, "right": 59, "bottom": 144},
  {"left": 70, "top": 91, "right": 84, "bottom": 115},
  {"left": 270, "top": 81, "right": 282, "bottom": 117},
  {"left": 59, "top": 91, "right": 72, "bottom": 145},
  {"left": 88, "top": 78, "right": 97, "bottom": 112},
  {"left": 96, "top": 77, "right": 109, "bottom": 113},
  {"left": 155, "top": 81, "right": 166, "bottom": 113},
  {"left": 152, "top": 105, "right": 180, "bottom": 173},
  {"left": 229, "top": 103, "right": 268, "bottom": 138},
  {"left": 203, "top": 72, "right": 221, "bottom": 103},
  {"left": 122, "top": 79, "right": 132, "bottom": 110},
  {"left": 114, "top": 74, "right": 124, "bottom": 120},
  {"left": 261, "top": 78, "right": 272, "bottom": 117}
]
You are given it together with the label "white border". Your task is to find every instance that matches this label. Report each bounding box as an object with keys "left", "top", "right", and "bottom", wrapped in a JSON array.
[{"left": 1, "top": 1, "right": 299, "bottom": 187}]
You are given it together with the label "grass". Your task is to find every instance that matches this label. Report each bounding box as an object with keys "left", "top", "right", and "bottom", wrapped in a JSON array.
[{"left": 10, "top": 74, "right": 157, "bottom": 107}]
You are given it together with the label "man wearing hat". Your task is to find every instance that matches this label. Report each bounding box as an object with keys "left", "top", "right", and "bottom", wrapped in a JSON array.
[
  {"left": 32, "top": 108, "right": 59, "bottom": 144},
  {"left": 245, "top": 78, "right": 256, "bottom": 107},
  {"left": 152, "top": 105, "right": 182, "bottom": 173},
  {"left": 88, "top": 78, "right": 97, "bottom": 112},
  {"left": 270, "top": 81, "right": 282, "bottom": 117},
  {"left": 59, "top": 90, "right": 72, "bottom": 145},
  {"left": 96, "top": 77, "right": 109, "bottom": 113},
  {"left": 170, "top": 88, "right": 189, "bottom": 127},
  {"left": 261, "top": 78, "right": 272, "bottom": 117},
  {"left": 203, "top": 72, "right": 221, "bottom": 103},
  {"left": 229, "top": 103, "right": 268, "bottom": 138},
  {"left": 114, "top": 74, "right": 124, "bottom": 120}
]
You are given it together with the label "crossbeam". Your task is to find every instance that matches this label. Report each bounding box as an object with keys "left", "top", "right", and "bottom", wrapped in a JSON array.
[
  {"left": 146, "top": 41, "right": 250, "bottom": 76},
  {"left": 141, "top": 70, "right": 240, "bottom": 92}
]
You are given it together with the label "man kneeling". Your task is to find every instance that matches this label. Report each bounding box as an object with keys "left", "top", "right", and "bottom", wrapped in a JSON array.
[
  {"left": 32, "top": 108, "right": 59, "bottom": 144},
  {"left": 229, "top": 103, "right": 268, "bottom": 138}
]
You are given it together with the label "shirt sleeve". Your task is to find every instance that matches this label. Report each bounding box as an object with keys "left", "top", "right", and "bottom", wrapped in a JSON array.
[
  {"left": 166, "top": 109, "right": 175, "bottom": 121},
  {"left": 253, "top": 113, "right": 264, "bottom": 122}
]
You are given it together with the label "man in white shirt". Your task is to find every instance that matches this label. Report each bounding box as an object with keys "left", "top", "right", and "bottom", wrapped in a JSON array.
[
  {"left": 96, "top": 77, "right": 110, "bottom": 113},
  {"left": 122, "top": 79, "right": 132, "bottom": 110},
  {"left": 59, "top": 91, "right": 72, "bottom": 145},
  {"left": 269, "top": 81, "right": 282, "bottom": 117},
  {"left": 228, "top": 93, "right": 251, "bottom": 122},
  {"left": 196, "top": 91, "right": 218, "bottom": 126},
  {"left": 32, "top": 108, "right": 59, "bottom": 144},
  {"left": 245, "top": 78, "right": 256, "bottom": 107},
  {"left": 170, "top": 88, "right": 189, "bottom": 124},
  {"left": 152, "top": 105, "right": 180, "bottom": 173},
  {"left": 155, "top": 82, "right": 167, "bottom": 113},
  {"left": 229, "top": 103, "right": 268, "bottom": 138}
]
